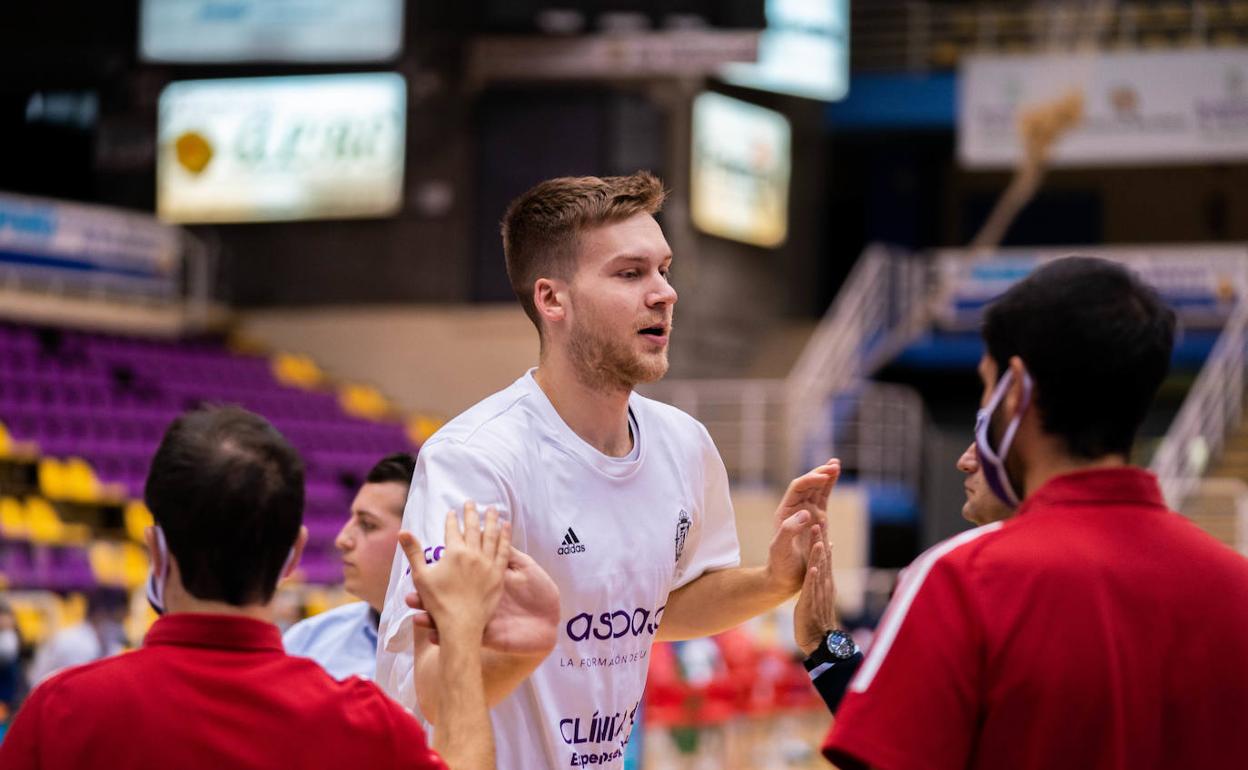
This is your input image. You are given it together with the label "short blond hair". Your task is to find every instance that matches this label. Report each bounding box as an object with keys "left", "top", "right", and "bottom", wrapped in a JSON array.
[{"left": 501, "top": 172, "right": 667, "bottom": 331}]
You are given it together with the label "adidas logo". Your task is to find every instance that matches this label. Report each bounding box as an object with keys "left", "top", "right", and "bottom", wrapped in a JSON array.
[{"left": 557, "top": 527, "right": 586, "bottom": 556}]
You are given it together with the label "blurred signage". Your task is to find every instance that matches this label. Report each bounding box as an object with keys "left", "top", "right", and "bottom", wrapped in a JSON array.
[
  {"left": 140, "top": 0, "right": 403, "bottom": 63},
  {"left": 0, "top": 192, "right": 181, "bottom": 297},
  {"left": 157, "top": 74, "right": 406, "bottom": 224},
  {"left": 720, "top": 0, "right": 850, "bottom": 102},
  {"left": 933, "top": 246, "right": 1248, "bottom": 330},
  {"left": 468, "top": 31, "right": 758, "bottom": 82},
  {"left": 960, "top": 50, "right": 1248, "bottom": 168},
  {"left": 690, "top": 92, "right": 791, "bottom": 248}
]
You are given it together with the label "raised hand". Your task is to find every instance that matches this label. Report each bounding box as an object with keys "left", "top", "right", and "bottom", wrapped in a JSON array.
[
  {"left": 794, "top": 524, "right": 839, "bottom": 656},
  {"left": 398, "top": 501, "right": 509, "bottom": 642},
  {"left": 775, "top": 458, "right": 841, "bottom": 534},
  {"left": 482, "top": 548, "right": 560, "bottom": 655},
  {"left": 403, "top": 505, "right": 560, "bottom": 655},
  {"left": 766, "top": 459, "right": 841, "bottom": 595}
]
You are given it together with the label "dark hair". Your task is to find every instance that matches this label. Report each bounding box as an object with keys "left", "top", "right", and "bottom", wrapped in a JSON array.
[
  {"left": 501, "top": 172, "right": 667, "bottom": 332},
  {"left": 365, "top": 452, "right": 416, "bottom": 487},
  {"left": 982, "top": 256, "right": 1176, "bottom": 459},
  {"left": 144, "top": 405, "right": 304, "bottom": 606}
]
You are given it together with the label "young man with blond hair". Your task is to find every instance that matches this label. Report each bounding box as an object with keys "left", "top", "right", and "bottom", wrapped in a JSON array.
[{"left": 376, "top": 172, "right": 838, "bottom": 770}]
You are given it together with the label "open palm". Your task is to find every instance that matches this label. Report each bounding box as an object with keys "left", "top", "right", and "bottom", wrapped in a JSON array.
[{"left": 768, "top": 459, "right": 841, "bottom": 593}]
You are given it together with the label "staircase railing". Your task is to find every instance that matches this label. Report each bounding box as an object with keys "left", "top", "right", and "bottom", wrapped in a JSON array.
[
  {"left": 643, "top": 244, "right": 928, "bottom": 487},
  {"left": 1151, "top": 299, "right": 1248, "bottom": 509}
]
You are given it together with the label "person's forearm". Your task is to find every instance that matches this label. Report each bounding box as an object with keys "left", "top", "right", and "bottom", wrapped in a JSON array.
[
  {"left": 415, "top": 633, "right": 547, "bottom": 725},
  {"left": 657, "top": 566, "right": 793, "bottom": 641},
  {"left": 429, "top": 622, "right": 494, "bottom": 770}
]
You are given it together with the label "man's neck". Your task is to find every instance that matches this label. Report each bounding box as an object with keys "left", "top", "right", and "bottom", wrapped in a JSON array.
[
  {"left": 164, "top": 591, "right": 275, "bottom": 624},
  {"left": 533, "top": 356, "right": 633, "bottom": 457},
  {"left": 1022, "top": 446, "right": 1128, "bottom": 499}
]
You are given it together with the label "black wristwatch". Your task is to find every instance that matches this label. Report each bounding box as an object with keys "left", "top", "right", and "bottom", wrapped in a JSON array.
[
  {"left": 803, "top": 629, "right": 860, "bottom": 671},
  {"left": 802, "top": 629, "right": 864, "bottom": 714}
]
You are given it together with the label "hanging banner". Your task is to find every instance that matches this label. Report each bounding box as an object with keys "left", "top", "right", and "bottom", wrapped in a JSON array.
[
  {"left": 0, "top": 192, "right": 181, "bottom": 298},
  {"left": 157, "top": 73, "right": 406, "bottom": 224},
  {"left": 959, "top": 49, "right": 1248, "bottom": 168}
]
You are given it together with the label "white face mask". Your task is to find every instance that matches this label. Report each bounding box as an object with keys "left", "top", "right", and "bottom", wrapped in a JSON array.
[
  {"left": 0, "top": 628, "right": 19, "bottom": 663},
  {"left": 145, "top": 525, "right": 298, "bottom": 614}
]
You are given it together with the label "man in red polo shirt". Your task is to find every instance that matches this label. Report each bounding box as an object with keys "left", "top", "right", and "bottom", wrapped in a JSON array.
[
  {"left": 0, "top": 406, "right": 521, "bottom": 770},
  {"left": 823, "top": 257, "right": 1248, "bottom": 769}
]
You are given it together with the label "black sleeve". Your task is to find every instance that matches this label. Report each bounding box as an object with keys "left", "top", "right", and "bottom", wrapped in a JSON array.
[{"left": 808, "top": 651, "right": 864, "bottom": 714}]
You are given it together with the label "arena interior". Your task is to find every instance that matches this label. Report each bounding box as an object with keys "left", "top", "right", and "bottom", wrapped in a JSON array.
[{"left": 2, "top": 2, "right": 1248, "bottom": 768}]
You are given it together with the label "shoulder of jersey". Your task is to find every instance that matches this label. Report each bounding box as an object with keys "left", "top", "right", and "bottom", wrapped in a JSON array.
[
  {"left": 915, "top": 519, "right": 1010, "bottom": 576},
  {"left": 631, "top": 390, "right": 711, "bottom": 439},
  {"left": 423, "top": 382, "right": 537, "bottom": 447}
]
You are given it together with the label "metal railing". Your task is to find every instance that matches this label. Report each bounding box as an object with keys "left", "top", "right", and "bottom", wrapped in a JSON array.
[
  {"left": 1151, "top": 299, "right": 1248, "bottom": 509},
  {"left": 643, "top": 244, "right": 929, "bottom": 487}
]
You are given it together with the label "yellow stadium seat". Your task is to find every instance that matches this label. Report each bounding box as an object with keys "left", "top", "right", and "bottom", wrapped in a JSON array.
[
  {"left": 124, "top": 500, "right": 154, "bottom": 543},
  {"left": 303, "top": 588, "right": 331, "bottom": 618},
  {"left": 272, "top": 352, "right": 325, "bottom": 389},
  {"left": 62, "top": 457, "right": 102, "bottom": 503},
  {"left": 37, "top": 458, "right": 68, "bottom": 500},
  {"left": 407, "top": 414, "right": 444, "bottom": 445},
  {"left": 60, "top": 593, "right": 86, "bottom": 629},
  {"left": 89, "top": 541, "right": 123, "bottom": 585},
  {"left": 339, "top": 383, "right": 391, "bottom": 420},
  {"left": 25, "top": 496, "right": 67, "bottom": 545},
  {"left": 0, "top": 420, "right": 37, "bottom": 459},
  {"left": 0, "top": 496, "right": 27, "bottom": 540},
  {"left": 120, "top": 543, "right": 150, "bottom": 590},
  {"left": 12, "top": 602, "right": 48, "bottom": 646}
]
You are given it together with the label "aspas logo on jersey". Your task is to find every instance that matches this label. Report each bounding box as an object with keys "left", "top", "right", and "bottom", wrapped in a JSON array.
[
  {"left": 557, "top": 527, "right": 586, "bottom": 556},
  {"left": 674, "top": 509, "right": 691, "bottom": 563}
]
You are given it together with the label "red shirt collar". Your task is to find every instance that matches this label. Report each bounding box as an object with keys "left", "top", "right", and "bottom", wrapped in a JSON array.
[
  {"left": 144, "top": 613, "right": 284, "bottom": 652},
  {"left": 1017, "top": 466, "right": 1168, "bottom": 515}
]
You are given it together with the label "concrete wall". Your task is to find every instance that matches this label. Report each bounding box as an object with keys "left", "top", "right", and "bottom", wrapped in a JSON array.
[{"left": 236, "top": 304, "right": 539, "bottom": 418}]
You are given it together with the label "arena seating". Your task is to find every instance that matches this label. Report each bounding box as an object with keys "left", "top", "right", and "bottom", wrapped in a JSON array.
[{"left": 0, "top": 320, "right": 419, "bottom": 595}]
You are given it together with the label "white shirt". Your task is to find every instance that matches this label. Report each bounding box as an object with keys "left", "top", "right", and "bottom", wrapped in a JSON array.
[
  {"left": 283, "top": 601, "right": 378, "bottom": 681},
  {"left": 376, "top": 370, "right": 740, "bottom": 770}
]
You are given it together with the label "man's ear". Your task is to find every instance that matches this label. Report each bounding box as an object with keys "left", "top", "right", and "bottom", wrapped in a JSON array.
[
  {"left": 533, "top": 278, "right": 568, "bottom": 327},
  {"left": 144, "top": 526, "right": 164, "bottom": 576},
  {"left": 1004, "top": 355, "right": 1031, "bottom": 419},
  {"left": 281, "top": 526, "right": 309, "bottom": 582}
]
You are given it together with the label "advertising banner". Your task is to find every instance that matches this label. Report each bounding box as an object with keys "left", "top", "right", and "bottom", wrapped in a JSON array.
[
  {"left": 0, "top": 192, "right": 181, "bottom": 297},
  {"left": 959, "top": 50, "right": 1248, "bottom": 168},
  {"left": 690, "top": 92, "right": 792, "bottom": 248},
  {"left": 157, "top": 73, "right": 406, "bottom": 224}
]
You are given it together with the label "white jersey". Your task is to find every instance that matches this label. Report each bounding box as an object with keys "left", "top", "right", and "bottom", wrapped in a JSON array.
[{"left": 376, "top": 370, "right": 740, "bottom": 770}]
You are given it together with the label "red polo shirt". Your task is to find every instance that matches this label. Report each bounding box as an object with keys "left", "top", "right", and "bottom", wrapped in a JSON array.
[
  {"left": 824, "top": 467, "right": 1248, "bottom": 770},
  {"left": 0, "top": 613, "right": 447, "bottom": 770}
]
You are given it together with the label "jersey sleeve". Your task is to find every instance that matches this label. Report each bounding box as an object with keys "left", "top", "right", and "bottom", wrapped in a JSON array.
[
  {"left": 375, "top": 439, "right": 512, "bottom": 712},
  {"left": 671, "top": 424, "right": 741, "bottom": 590},
  {"left": 822, "top": 549, "right": 985, "bottom": 770}
]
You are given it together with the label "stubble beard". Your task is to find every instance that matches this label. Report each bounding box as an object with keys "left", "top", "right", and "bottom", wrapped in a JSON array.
[{"left": 567, "top": 319, "right": 669, "bottom": 393}]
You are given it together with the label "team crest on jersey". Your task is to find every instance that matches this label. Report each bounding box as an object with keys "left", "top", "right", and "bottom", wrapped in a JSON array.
[{"left": 674, "top": 509, "right": 691, "bottom": 563}]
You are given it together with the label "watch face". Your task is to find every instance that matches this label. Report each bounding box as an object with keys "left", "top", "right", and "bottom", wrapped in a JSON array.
[{"left": 825, "top": 630, "right": 857, "bottom": 660}]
